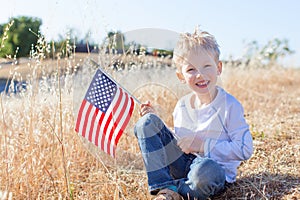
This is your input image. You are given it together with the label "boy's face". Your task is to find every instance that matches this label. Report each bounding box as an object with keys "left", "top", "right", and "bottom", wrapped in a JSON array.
[{"left": 176, "top": 48, "right": 222, "bottom": 97}]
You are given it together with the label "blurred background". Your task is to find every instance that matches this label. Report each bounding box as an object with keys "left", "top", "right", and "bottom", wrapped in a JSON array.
[{"left": 1, "top": 0, "right": 299, "bottom": 67}]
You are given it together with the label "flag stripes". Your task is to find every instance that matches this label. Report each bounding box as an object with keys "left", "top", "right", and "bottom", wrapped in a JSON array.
[{"left": 75, "top": 69, "right": 135, "bottom": 157}]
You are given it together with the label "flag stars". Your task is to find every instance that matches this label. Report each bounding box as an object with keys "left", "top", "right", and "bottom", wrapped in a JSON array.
[{"left": 85, "top": 71, "right": 117, "bottom": 112}]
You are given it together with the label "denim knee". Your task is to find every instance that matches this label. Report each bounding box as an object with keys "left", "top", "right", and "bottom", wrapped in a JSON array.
[
  {"left": 187, "top": 158, "right": 225, "bottom": 197},
  {"left": 134, "top": 113, "right": 164, "bottom": 139}
]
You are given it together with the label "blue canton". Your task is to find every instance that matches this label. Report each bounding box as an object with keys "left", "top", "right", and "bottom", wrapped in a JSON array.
[{"left": 85, "top": 69, "right": 117, "bottom": 112}]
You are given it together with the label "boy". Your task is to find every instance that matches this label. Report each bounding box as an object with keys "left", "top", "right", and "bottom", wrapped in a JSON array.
[{"left": 134, "top": 28, "right": 253, "bottom": 200}]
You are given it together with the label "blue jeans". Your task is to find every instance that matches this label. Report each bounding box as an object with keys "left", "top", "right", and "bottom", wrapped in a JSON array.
[{"left": 134, "top": 114, "right": 225, "bottom": 200}]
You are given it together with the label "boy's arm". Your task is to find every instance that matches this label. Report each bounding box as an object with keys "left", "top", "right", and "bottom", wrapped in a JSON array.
[{"left": 204, "top": 104, "right": 253, "bottom": 161}]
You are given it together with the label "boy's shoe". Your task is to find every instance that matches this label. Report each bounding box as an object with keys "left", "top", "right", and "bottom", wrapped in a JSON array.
[{"left": 153, "top": 188, "right": 183, "bottom": 200}]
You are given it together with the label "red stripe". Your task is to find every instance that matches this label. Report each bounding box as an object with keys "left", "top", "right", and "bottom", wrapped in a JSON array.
[
  {"left": 115, "top": 96, "right": 135, "bottom": 144},
  {"left": 112, "top": 96, "right": 135, "bottom": 156},
  {"left": 88, "top": 108, "right": 99, "bottom": 142},
  {"left": 75, "top": 99, "right": 87, "bottom": 132},
  {"left": 103, "top": 88, "right": 123, "bottom": 154},
  {"left": 94, "top": 113, "right": 105, "bottom": 146},
  {"left": 100, "top": 113, "right": 113, "bottom": 152},
  {"left": 81, "top": 103, "right": 93, "bottom": 138},
  {"left": 107, "top": 88, "right": 127, "bottom": 155}
]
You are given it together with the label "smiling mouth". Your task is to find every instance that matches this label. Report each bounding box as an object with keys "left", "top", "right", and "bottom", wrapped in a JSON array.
[{"left": 196, "top": 81, "right": 209, "bottom": 88}]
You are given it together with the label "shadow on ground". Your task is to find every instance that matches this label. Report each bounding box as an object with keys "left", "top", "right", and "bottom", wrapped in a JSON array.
[{"left": 213, "top": 172, "right": 299, "bottom": 199}]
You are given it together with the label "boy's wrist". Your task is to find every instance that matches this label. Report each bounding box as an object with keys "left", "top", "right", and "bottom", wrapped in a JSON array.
[{"left": 190, "top": 135, "right": 205, "bottom": 153}]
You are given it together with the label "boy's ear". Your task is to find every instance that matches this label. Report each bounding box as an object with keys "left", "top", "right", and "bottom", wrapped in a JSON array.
[
  {"left": 176, "top": 70, "right": 186, "bottom": 83},
  {"left": 217, "top": 61, "right": 223, "bottom": 75}
]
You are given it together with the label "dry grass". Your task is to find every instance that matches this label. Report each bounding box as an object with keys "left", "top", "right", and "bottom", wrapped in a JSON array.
[{"left": 0, "top": 55, "right": 299, "bottom": 200}]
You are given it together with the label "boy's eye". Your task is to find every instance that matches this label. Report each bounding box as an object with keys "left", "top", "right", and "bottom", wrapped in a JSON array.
[{"left": 187, "top": 68, "right": 195, "bottom": 72}]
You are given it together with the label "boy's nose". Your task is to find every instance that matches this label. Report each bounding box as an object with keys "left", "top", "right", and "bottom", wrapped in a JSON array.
[{"left": 195, "top": 69, "right": 204, "bottom": 78}]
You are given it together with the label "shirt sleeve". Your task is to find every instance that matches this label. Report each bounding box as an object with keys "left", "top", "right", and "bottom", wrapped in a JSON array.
[{"left": 204, "top": 101, "right": 253, "bottom": 161}]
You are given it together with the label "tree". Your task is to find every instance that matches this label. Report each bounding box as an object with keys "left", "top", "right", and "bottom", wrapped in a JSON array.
[
  {"left": 259, "top": 38, "right": 294, "bottom": 65},
  {"left": 0, "top": 16, "right": 42, "bottom": 58},
  {"left": 106, "top": 31, "right": 125, "bottom": 53},
  {"left": 242, "top": 38, "right": 295, "bottom": 67}
]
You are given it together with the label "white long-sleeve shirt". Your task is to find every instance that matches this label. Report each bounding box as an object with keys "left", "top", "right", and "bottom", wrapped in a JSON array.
[{"left": 173, "top": 87, "right": 253, "bottom": 183}]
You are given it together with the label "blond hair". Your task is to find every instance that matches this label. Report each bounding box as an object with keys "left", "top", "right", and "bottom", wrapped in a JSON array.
[{"left": 173, "top": 28, "right": 220, "bottom": 70}]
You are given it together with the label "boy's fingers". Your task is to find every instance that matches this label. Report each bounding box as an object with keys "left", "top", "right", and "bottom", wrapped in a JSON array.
[
  {"left": 140, "top": 101, "right": 152, "bottom": 110},
  {"left": 139, "top": 105, "right": 155, "bottom": 116}
]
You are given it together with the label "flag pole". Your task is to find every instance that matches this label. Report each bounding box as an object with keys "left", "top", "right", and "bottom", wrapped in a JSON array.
[{"left": 86, "top": 59, "right": 141, "bottom": 105}]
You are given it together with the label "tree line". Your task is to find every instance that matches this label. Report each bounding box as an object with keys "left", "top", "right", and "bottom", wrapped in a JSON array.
[
  {"left": 0, "top": 16, "right": 295, "bottom": 67},
  {"left": 0, "top": 16, "right": 99, "bottom": 59},
  {"left": 0, "top": 16, "right": 173, "bottom": 60}
]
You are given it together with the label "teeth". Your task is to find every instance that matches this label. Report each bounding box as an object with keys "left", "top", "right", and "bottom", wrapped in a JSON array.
[{"left": 197, "top": 81, "right": 208, "bottom": 86}]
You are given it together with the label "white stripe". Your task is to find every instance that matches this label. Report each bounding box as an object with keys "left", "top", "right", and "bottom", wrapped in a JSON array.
[
  {"left": 103, "top": 87, "right": 126, "bottom": 153},
  {"left": 97, "top": 87, "right": 121, "bottom": 152},
  {"left": 78, "top": 101, "right": 90, "bottom": 134},
  {"left": 91, "top": 110, "right": 103, "bottom": 145},
  {"left": 85, "top": 106, "right": 97, "bottom": 140},
  {"left": 109, "top": 95, "right": 133, "bottom": 154}
]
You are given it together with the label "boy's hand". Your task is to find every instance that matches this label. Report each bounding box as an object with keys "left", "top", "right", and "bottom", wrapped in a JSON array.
[
  {"left": 177, "top": 134, "right": 204, "bottom": 154},
  {"left": 139, "top": 101, "right": 156, "bottom": 116}
]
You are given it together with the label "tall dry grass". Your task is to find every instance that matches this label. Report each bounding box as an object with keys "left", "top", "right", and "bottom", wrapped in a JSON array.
[{"left": 0, "top": 51, "right": 299, "bottom": 200}]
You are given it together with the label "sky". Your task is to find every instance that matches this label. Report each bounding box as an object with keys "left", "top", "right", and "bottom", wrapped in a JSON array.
[{"left": 1, "top": 0, "right": 300, "bottom": 67}]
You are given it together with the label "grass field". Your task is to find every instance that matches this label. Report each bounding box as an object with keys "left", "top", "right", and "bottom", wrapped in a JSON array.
[{"left": 0, "top": 53, "right": 299, "bottom": 199}]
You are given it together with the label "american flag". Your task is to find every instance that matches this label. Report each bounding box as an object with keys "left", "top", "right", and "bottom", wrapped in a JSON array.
[{"left": 75, "top": 68, "right": 135, "bottom": 157}]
